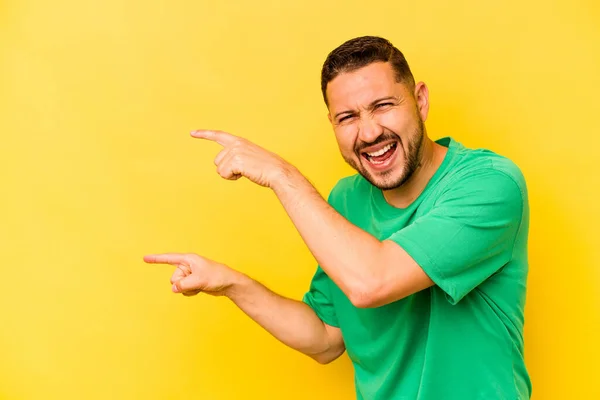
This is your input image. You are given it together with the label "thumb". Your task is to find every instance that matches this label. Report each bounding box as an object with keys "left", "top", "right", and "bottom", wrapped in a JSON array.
[{"left": 172, "top": 275, "right": 202, "bottom": 293}]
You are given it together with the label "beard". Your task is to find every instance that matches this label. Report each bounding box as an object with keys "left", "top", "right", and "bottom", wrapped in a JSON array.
[{"left": 343, "top": 116, "right": 425, "bottom": 191}]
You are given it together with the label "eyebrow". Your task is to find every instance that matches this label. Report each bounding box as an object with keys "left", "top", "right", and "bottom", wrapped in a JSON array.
[{"left": 334, "top": 96, "right": 399, "bottom": 120}]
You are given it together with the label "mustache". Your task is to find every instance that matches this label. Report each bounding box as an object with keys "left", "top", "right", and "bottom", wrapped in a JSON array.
[{"left": 354, "top": 132, "right": 401, "bottom": 154}]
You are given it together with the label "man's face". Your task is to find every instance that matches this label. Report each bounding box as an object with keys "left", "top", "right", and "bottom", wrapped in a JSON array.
[{"left": 326, "top": 62, "right": 429, "bottom": 190}]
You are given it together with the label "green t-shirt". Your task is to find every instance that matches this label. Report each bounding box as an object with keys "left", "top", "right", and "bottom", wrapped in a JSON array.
[{"left": 302, "top": 137, "right": 531, "bottom": 400}]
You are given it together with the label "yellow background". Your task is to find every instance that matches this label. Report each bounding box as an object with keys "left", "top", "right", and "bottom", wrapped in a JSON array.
[{"left": 1, "top": 0, "right": 599, "bottom": 399}]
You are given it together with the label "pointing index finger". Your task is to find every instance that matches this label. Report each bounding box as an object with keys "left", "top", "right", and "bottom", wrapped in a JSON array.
[
  {"left": 143, "top": 253, "right": 188, "bottom": 266},
  {"left": 191, "top": 130, "right": 237, "bottom": 146}
]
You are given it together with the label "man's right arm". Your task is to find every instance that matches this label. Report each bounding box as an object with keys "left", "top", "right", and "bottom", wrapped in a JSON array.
[
  {"left": 226, "top": 272, "right": 345, "bottom": 364},
  {"left": 143, "top": 252, "right": 345, "bottom": 364}
]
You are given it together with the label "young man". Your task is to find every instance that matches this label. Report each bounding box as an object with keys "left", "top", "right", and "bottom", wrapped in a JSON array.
[{"left": 145, "top": 36, "right": 532, "bottom": 399}]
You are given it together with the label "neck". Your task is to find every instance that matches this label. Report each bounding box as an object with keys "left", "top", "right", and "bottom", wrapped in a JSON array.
[{"left": 382, "top": 137, "right": 447, "bottom": 208}]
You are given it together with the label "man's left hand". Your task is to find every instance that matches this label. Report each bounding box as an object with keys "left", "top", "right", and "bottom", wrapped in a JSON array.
[{"left": 191, "top": 129, "right": 295, "bottom": 189}]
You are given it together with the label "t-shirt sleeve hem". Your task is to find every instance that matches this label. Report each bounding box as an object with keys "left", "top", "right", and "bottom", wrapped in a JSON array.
[
  {"left": 389, "top": 236, "right": 462, "bottom": 305},
  {"left": 302, "top": 293, "right": 340, "bottom": 328}
]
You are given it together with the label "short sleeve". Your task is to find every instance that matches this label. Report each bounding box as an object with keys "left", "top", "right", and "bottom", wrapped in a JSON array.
[
  {"left": 302, "top": 266, "right": 339, "bottom": 327},
  {"left": 388, "top": 168, "right": 525, "bottom": 304}
]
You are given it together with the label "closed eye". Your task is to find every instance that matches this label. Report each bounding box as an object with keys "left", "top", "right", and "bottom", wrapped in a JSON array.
[
  {"left": 375, "top": 102, "right": 394, "bottom": 109},
  {"left": 338, "top": 114, "right": 355, "bottom": 123}
]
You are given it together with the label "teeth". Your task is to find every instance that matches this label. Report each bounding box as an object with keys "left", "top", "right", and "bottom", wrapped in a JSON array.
[{"left": 367, "top": 143, "right": 393, "bottom": 157}]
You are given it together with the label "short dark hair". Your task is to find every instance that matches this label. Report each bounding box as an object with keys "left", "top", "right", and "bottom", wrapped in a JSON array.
[{"left": 320, "top": 36, "right": 415, "bottom": 106}]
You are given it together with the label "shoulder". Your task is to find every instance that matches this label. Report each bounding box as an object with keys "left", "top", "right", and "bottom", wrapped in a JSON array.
[
  {"left": 434, "top": 140, "right": 529, "bottom": 215},
  {"left": 443, "top": 140, "right": 528, "bottom": 197}
]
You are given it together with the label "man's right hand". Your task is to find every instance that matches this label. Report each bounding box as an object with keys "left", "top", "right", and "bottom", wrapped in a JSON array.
[{"left": 143, "top": 252, "right": 240, "bottom": 297}]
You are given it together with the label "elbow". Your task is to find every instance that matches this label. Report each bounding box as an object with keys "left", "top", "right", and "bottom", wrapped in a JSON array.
[
  {"left": 310, "top": 345, "right": 346, "bottom": 365},
  {"left": 346, "top": 274, "right": 406, "bottom": 308},
  {"left": 345, "top": 241, "right": 416, "bottom": 308},
  {"left": 312, "top": 353, "right": 335, "bottom": 365},
  {"left": 348, "top": 292, "right": 378, "bottom": 309},
  {"left": 347, "top": 280, "right": 383, "bottom": 309}
]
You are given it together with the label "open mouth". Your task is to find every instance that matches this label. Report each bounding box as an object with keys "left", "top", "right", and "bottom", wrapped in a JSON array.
[{"left": 361, "top": 142, "right": 398, "bottom": 170}]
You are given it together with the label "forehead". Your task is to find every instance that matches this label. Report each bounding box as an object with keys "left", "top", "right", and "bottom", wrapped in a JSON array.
[{"left": 326, "top": 62, "right": 408, "bottom": 110}]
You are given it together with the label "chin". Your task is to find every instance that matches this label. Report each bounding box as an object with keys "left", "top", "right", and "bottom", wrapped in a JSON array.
[
  {"left": 360, "top": 163, "right": 410, "bottom": 190},
  {"left": 344, "top": 147, "right": 415, "bottom": 190},
  {"left": 370, "top": 171, "right": 410, "bottom": 190}
]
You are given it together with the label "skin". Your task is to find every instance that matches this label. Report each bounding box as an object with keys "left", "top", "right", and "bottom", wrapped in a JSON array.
[
  {"left": 144, "top": 61, "right": 448, "bottom": 364},
  {"left": 327, "top": 62, "right": 447, "bottom": 207}
]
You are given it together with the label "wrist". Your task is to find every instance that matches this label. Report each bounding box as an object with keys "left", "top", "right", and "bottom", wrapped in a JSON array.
[
  {"left": 224, "top": 270, "right": 251, "bottom": 300},
  {"left": 270, "top": 163, "right": 304, "bottom": 195}
]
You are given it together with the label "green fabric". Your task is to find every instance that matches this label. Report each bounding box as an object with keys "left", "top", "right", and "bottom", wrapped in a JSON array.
[{"left": 302, "top": 137, "right": 531, "bottom": 400}]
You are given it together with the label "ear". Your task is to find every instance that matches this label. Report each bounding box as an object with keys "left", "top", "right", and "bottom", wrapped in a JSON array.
[{"left": 414, "top": 82, "right": 430, "bottom": 122}]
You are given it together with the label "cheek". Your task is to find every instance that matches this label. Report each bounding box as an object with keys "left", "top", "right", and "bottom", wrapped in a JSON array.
[
  {"left": 334, "top": 126, "right": 358, "bottom": 154},
  {"left": 379, "top": 111, "right": 414, "bottom": 135}
]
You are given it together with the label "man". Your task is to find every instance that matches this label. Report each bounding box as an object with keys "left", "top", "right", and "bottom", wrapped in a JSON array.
[{"left": 145, "top": 36, "right": 531, "bottom": 399}]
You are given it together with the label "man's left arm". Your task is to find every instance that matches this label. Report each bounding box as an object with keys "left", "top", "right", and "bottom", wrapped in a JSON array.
[
  {"left": 190, "top": 129, "right": 524, "bottom": 309},
  {"left": 272, "top": 167, "right": 433, "bottom": 308},
  {"left": 190, "top": 129, "right": 434, "bottom": 307}
]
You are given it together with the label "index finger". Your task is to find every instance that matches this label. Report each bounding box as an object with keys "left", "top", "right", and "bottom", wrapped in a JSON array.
[
  {"left": 143, "top": 253, "right": 189, "bottom": 266},
  {"left": 191, "top": 130, "right": 238, "bottom": 146}
]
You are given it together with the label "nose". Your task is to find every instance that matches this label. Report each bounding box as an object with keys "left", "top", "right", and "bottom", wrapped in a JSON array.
[{"left": 358, "top": 115, "right": 382, "bottom": 144}]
